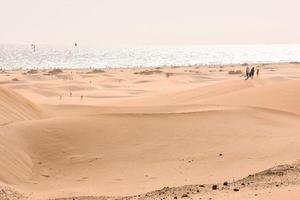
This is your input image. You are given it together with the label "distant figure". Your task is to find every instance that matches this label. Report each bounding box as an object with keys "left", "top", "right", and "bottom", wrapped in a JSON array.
[
  {"left": 246, "top": 66, "right": 250, "bottom": 78},
  {"left": 31, "top": 44, "right": 36, "bottom": 52},
  {"left": 81, "top": 95, "right": 83, "bottom": 101},
  {"left": 70, "top": 92, "right": 72, "bottom": 97},
  {"left": 246, "top": 66, "right": 255, "bottom": 80},
  {"left": 75, "top": 43, "right": 78, "bottom": 47},
  {"left": 256, "top": 66, "right": 260, "bottom": 78},
  {"left": 250, "top": 67, "right": 255, "bottom": 78},
  {"left": 59, "top": 95, "right": 62, "bottom": 100}
]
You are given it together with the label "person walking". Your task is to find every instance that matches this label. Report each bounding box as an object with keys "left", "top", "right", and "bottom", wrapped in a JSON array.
[
  {"left": 250, "top": 67, "right": 255, "bottom": 78},
  {"left": 256, "top": 66, "right": 260, "bottom": 78},
  {"left": 246, "top": 66, "right": 250, "bottom": 78}
]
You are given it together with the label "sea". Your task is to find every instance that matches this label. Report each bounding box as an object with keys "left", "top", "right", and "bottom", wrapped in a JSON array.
[{"left": 0, "top": 44, "right": 300, "bottom": 69}]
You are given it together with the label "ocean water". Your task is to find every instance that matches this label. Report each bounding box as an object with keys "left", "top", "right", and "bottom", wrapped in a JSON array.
[{"left": 0, "top": 44, "right": 300, "bottom": 69}]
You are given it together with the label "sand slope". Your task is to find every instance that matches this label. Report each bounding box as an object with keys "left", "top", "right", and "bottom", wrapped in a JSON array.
[
  {"left": 0, "top": 86, "right": 44, "bottom": 125},
  {"left": 0, "top": 86, "right": 44, "bottom": 186}
]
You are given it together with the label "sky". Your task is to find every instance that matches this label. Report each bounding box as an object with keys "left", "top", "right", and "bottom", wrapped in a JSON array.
[{"left": 0, "top": 0, "right": 300, "bottom": 46}]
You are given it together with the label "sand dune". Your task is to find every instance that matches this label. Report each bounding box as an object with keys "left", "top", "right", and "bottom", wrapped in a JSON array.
[
  {"left": 0, "top": 64, "right": 300, "bottom": 199},
  {"left": 127, "top": 78, "right": 300, "bottom": 114},
  {"left": 0, "top": 86, "right": 44, "bottom": 125}
]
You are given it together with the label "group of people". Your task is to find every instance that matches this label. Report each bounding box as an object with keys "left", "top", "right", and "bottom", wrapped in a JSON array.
[
  {"left": 245, "top": 66, "right": 259, "bottom": 80},
  {"left": 59, "top": 92, "right": 84, "bottom": 101}
]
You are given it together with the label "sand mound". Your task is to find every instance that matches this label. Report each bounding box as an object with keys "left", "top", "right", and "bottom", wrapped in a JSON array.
[
  {"left": 127, "top": 79, "right": 300, "bottom": 114},
  {"left": 0, "top": 87, "right": 44, "bottom": 125}
]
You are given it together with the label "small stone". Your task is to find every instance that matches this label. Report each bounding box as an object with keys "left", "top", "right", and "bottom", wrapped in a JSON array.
[
  {"left": 233, "top": 188, "right": 239, "bottom": 192},
  {"left": 223, "top": 181, "right": 228, "bottom": 186},
  {"left": 212, "top": 185, "right": 218, "bottom": 190},
  {"left": 181, "top": 194, "right": 188, "bottom": 198}
]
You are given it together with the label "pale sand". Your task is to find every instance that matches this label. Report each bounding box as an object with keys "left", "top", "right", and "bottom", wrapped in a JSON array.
[{"left": 0, "top": 63, "right": 300, "bottom": 200}]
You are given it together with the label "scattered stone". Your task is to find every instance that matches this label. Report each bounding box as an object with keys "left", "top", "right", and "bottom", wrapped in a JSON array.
[
  {"left": 181, "top": 193, "right": 189, "bottom": 198},
  {"left": 233, "top": 188, "right": 239, "bottom": 192},
  {"left": 41, "top": 174, "right": 50, "bottom": 178},
  {"left": 223, "top": 181, "right": 228, "bottom": 186},
  {"left": 219, "top": 153, "right": 223, "bottom": 156},
  {"left": 212, "top": 185, "right": 218, "bottom": 190},
  {"left": 174, "top": 196, "right": 177, "bottom": 199}
]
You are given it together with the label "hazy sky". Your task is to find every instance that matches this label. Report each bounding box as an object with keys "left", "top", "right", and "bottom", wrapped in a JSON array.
[{"left": 0, "top": 0, "right": 300, "bottom": 46}]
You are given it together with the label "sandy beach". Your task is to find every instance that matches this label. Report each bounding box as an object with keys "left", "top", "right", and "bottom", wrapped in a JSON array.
[{"left": 1, "top": 63, "right": 300, "bottom": 200}]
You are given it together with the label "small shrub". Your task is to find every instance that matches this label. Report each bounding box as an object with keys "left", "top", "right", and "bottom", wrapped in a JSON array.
[
  {"left": 165, "top": 72, "right": 173, "bottom": 78},
  {"left": 181, "top": 194, "right": 188, "bottom": 198},
  {"left": 228, "top": 70, "right": 243, "bottom": 75},
  {"left": 48, "top": 68, "right": 63, "bottom": 75},
  {"left": 134, "top": 69, "right": 163, "bottom": 75},
  {"left": 87, "top": 69, "right": 105, "bottom": 74},
  {"left": 27, "top": 69, "right": 38, "bottom": 74}
]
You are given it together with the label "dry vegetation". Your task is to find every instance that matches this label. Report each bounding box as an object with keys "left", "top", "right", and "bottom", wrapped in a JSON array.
[
  {"left": 26, "top": 69, "right": 39, "bottom": 74},
  {"left": 47, "top": 68, "right": 63, "bottom": 75},
  {"left": 11, "top": 78, "right": 19, "bottom": 81},
  {"left": 228, "top": 70, "right": 243, "bottom": 75},
  {"left": 87, "top": 69, "right": 106, "bottom": 74},
  {"left": 289, "top": 62, "right": 300, "bottom": 64},
  {"left": 134, "top": 69, "right": 163, "bottom": 75},
  {"left": 165, "top": 72, "right": 174, "bottom": 78}
]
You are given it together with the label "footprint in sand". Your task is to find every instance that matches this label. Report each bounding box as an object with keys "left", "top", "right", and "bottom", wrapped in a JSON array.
[
  {"left": 41, "top": 174, "right": 50, "bottom": 178},
  {"left": 76, "top": 177, "right": 89, "bottom": 182}
]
